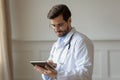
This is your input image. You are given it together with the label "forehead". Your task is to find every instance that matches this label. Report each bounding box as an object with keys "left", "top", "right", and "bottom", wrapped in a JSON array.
[{"left": 50, "top": 15, "right": 65, "bottom": 24}]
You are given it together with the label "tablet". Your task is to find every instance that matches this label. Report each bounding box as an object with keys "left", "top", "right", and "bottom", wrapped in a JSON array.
[{"left": 30, "top": 61, "right": 55, "bottom": 70}]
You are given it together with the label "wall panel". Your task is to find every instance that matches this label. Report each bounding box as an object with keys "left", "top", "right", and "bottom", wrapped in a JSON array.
[{"left": 12, "top": 40, "right": 120, "bottom": 80}]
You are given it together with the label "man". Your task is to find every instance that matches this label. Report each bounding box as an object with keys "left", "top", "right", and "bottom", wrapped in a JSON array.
[{"left": 35, "top": 4, "right": 94, "bottom": 80}]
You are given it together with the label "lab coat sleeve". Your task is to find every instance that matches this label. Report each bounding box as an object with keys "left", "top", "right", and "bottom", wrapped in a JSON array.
[
  {"left": 42, "top": 74, "right": 49, "bottom": 80},
  {"left": 42, "top": 74, "right": 53, "bottom": 80},
  {"left": 56, "top": 39, "right": 94, "bottom": 80}
]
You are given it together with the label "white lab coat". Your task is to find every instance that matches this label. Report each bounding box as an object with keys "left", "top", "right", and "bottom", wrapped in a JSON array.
[{"left": 42, "top": 28, "right": 94, "bottom": 80}]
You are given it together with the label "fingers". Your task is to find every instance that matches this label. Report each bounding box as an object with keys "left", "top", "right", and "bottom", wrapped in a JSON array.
[
  {"left": 34, "top": 65, "right": 52, "bottom": 75},
  {"left": 34, "top": 65, "right": 46, "bottom": 74},
  {"left": 34, "top": 65, "right": 57, "bottom": 78},
  {"left": 47, "top": 60, "right": 57, "bottom": 68},
  {"left": 45, "top": 64, "right": 55, "bottom": 71}
]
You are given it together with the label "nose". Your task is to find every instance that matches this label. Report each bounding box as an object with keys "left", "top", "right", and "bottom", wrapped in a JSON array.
[{"left": 54, "top": 26, "right": 61, "bottom": 31}]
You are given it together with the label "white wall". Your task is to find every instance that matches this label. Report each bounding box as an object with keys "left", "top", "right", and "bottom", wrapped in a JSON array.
[
  {"left": 9, "top": 0, "right": 120, "bottom": 80},
  {"left": 9, "top": 0, "right": 120, "bottom": 41}
]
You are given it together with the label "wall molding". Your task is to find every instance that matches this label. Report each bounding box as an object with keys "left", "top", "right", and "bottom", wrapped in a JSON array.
[{"left": 12, "top": 40, "right": 120, "bottom": 80}]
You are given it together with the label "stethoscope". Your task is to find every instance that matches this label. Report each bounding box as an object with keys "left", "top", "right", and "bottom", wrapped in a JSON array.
[
  {"left": 50, "top": 33, "right": 74, "bottom": 65},
  {"left": 68, "top": 33, "right": 74, "bottom": 49},
  {"left": 57, "top": 33, "right": 74, "bottom": 65}
]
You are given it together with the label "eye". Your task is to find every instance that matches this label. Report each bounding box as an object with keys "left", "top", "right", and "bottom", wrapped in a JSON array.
[
  {"left": 50, "top": 24, "right": 55, "bottom": 27},
  {"left": 52, "top": 24, "right": 56, "bottom": 27},
  {"left": 58, "top": 23, "right": 63, "bottom": 26}
]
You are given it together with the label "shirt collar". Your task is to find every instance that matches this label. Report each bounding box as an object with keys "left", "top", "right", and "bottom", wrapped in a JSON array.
[{"left": 64, "top": 27, "right": 76, "bottom": 44}]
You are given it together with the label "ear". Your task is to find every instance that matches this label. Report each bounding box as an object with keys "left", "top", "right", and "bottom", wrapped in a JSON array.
[{"left": 68, "top": 17, "right": 71, "bottom": 23}]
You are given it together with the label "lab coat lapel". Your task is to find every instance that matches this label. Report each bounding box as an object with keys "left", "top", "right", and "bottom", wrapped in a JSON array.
[
  {"left": 53, "top": 39, "right": 66, "bottom": 63},
  {"left": 59, "top": 45, "right": 69, "bottom": 64},
  {"left": 59, "top": 28, "right": 75, "bottom": 64},
  {"left": 55, "top": 28, "right": 76, "bottom": 64}
]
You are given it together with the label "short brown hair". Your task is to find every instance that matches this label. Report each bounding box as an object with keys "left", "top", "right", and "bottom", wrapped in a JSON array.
[{"left": 47, "top": 4, "right": 71, "bottom": 21}]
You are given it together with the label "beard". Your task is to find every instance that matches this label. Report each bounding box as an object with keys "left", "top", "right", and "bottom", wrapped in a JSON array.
[{"left": 55, "top": 26, "right": 70, "bottom": 37}]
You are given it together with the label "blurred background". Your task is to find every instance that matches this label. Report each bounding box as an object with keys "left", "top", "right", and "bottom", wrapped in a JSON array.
[{"left": 1, "top": 0, "right": 120, "bottom": 80}]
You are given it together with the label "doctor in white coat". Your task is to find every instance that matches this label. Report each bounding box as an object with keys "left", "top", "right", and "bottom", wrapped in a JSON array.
[{"left": 35, "top": 4, "right": 94, "bottom": 80}]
